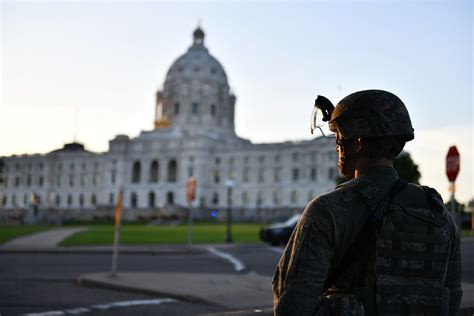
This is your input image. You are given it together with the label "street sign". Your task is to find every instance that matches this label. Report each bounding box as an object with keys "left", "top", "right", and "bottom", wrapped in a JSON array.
[
  {"left": 187, "top": 176, "right": 196, "bottom": 203},
  {"left": 446, "top": 146, "right": 460, "bottom": 183}
]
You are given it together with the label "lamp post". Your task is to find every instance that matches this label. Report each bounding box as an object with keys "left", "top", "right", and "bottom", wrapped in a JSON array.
[{"left": 225, "top": 179, "right": 235, "bottom": 243}]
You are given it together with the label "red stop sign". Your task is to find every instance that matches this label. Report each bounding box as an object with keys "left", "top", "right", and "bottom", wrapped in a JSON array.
[{"left": 446, "top": 146, "right": 460, "bottom": 182}]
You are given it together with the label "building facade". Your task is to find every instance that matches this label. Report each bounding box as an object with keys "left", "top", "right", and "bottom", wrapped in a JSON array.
[{"left": 0, "top": 27, "right": 337, "bottom": 221}]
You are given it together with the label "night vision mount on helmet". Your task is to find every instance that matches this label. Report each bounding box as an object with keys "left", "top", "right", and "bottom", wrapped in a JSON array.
[{"left": 311, "top": 90, "right": 415, "bottom": 141}]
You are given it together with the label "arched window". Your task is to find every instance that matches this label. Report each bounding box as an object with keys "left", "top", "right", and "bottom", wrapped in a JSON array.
[
  {"left": 91, "top": 194, "right": 97, "bottom": 206},
  {"left": 167, "top": 191, "right": 174, "bottom": 205},
  {"left": 212, "top": 192, "right": 219, "bottom": 205},
  {"left": 148, "top": 191, "right": 155, "bottom": 208},
  {"left": 132, "top": 161, "right": 141, "bottom": 183},
  {"left": 149, "top": 160, "right": 159, "bottom": 182},
  {"left": 167, "top": 159, "right": 177, "bottom": 182},
  {"left": 131, "top": 192, "right": 138, "bottom": 208}
]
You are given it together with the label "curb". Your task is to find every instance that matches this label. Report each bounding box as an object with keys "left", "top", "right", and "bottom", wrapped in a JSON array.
[
  {"left": 0, "top": 245, "right": 205, "bottom": 255},
  {"left": 76, "top": 274, "right": 223, "bottom": 308}
]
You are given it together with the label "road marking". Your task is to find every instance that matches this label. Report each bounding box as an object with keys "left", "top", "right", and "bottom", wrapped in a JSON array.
[
  {"left": 206, "top": 246, "right": 245, "bottom": 272},
  {"left": 268, "top": 246, "right": 284, "bottom": 254},
  {"left": 22, "top": 298, "right": 177, "bottom": 316}
]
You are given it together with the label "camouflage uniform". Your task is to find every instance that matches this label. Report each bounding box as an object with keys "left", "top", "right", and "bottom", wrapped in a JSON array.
[{"left": 272, "top": 166, "right": 462, "bottom": 315}]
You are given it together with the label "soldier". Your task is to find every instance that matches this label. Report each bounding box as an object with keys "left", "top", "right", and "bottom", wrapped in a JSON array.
[{"left": 272, "top": 90, "right": 462, "bottom": 315}]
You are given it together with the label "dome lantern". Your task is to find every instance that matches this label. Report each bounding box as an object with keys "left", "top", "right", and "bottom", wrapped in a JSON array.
[{"left": 193, "top": 26, "right": 205, "bottom": 46}]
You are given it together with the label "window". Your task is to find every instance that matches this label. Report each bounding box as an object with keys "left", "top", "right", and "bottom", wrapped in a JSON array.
[
  {"left": 210, "top": 104, "right": 216, "bottom": 117},
  {"left": 26, "top": 175, "right": 32, "bottom": 187},
  {"left": 56, "top": 195, "right": 61, "bottom": 207},
  {"left": 24, "top": 194, "right": 28, "bottom": 206},
  {"left": 274, "top": 168, "right": 281, "bottom": 182},
  {"left": 56, "top": 175, "right": 61, "bottom": 186},
  {"left": 292, "top": 168, "right": 299, "bottom": 181},
  {"left": 39, "top": 163, "right": 44, "bottom": 171},
  {"left": 67, "top": 194, "right": 73, "bottom": 206},
  {"left": 132, "top": 161, "right": 141, "bottom": 183},
  {"left": 214, "top": 170, "right": 220, "bottom": 184},
  {"left": 109, "top": 193, "right": 115, "bottom": 205},
  {"left": 259, "top": 156, "right": 265, "bottom": 164},
  {"left": 79, "top": 194, "right": 84, "bottom": 207},
  {"left": 211, "top": 68, "right": 216, "bottom": 74},
  {"left": 12, "top": 194, "right": 16, "bottom": 206},
  {"left": 328, "top": 167, "right": 335, "bottom": 180},
  {"left": 91, "top": 194, "right": 97, "bottom": 206},
  {"left": 258, "top": 168, "right": 264, "bottom": 182},
  {"left": 148, "top": 192, "right": 155, "bottom": 208},
  {"left": 243, "top": 156, "right": 249, "bottom": 164},
  {"left": 192, "top": 102, "right": 199, "bottom": 115},
  {"left": 39, "top": 176, "right": 43, "bottom": 187},
  {"left": 291, "top": 190, "right": 298, "bottom": 204},
  {"left": 292, "top": 152, "right": 299, "bottom": 162},
  {"left": 111, "top": 170, "right": 116, "bottom": 184},
  {"left": 92, "top": 174, "right": 99, "bottom": 186},
  {"left": 69, "top": 174, "right": 74, "bottom": 187},
  {"left": 311, "top": 167, "right": 317, "bottom": 181},
  {"left": 228, "top": 168, "right": 235, "bottom": 181},
  {"left": 81, "top": 174, "right": 85, "bottom": 186},
  {"left": 167, "top": 159, "right": 178, "bottom": 182},
  {"left": 81, "top": 162, "right": 86, "bottom": 170},
  {"left": 188, "top": 166, "right": 194, "bottom": 177},
  {"left": 215, "top": 157, "right": 220, "bottom": 165},
  {"left": 131, "top": 192, "right": 138, "bottom": 208},
  {"left": 229, "top": 157, "right": 234, "bottom": 165},
  {"left": 149, "top": 160, "right": 159, "bottom": 182},
  {"left": 174, "top": 102, "right": 180, "bottom": 115},
  {"left": 212, "top": 192, "right": 219, "bottom": 205},
  {"left": 241, "top": 191, "right": 248, "bottom": 205},
  {"left": 166, "top": 192, "right": 174, "bottom": 205},
  {"left": 256, "top": 191, "right": 263, "bottom": 207},
  {"left": 15, "top": 177, "right": 20, "bottom": 187},
  {"left": 273, "top": 191, "right": 280, "bottom": 206},
  {"left": 243, "top": 167, "right": 250, "bottom": 182}
]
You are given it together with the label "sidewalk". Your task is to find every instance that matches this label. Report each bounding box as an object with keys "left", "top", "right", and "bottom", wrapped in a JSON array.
[
  {"left": 78, "top": 272, "right": 474, "bottom": 316},
  {"left": 78, "top": 272, "right": 272, "bottom": 310},
  {"left": 3, "top": 227, "right": 88, "bottom": 247}
]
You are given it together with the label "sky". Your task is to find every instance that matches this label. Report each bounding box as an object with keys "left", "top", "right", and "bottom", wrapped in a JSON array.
[{"left": 1, "top": 0, "right": 472, "bottom": 204}]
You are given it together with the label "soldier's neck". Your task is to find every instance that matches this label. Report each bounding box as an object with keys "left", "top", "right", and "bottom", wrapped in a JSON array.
[{"left": 355, "top": 158, "right": 393, "bottom": 178}]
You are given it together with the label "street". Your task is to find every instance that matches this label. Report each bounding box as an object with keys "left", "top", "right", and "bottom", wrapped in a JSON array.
[{"left": 1, "top": 241, "right": 473, "bottom": 316}]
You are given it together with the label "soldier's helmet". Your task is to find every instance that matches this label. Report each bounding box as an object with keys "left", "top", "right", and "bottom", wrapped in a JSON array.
[{"left": 328, "top": 90, "right": 414, "bottom": 141}]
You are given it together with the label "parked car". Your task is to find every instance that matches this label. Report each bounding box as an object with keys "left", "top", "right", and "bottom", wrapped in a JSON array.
[{"left": 259, "top": 214, "right": 301, "bottom": 246}]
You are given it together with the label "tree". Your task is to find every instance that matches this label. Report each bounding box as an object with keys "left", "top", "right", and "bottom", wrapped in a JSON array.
[{"left": 394, "top": 151, "right": 421, "bottom": 184}]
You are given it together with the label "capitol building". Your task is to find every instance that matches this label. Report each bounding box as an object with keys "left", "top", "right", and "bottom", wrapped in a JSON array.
[{"left": 0, "top": 27, "right": 337, "bottom": 221}]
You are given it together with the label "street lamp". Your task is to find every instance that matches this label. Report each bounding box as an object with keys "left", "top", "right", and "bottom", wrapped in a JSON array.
[{"left": 225, "top": 179, "right": 235, "bottom": 243}]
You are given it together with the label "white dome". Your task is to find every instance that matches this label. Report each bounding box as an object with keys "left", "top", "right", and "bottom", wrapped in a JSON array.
[{"left": 155, "top": 27, "right": 236, "bottom": 136}]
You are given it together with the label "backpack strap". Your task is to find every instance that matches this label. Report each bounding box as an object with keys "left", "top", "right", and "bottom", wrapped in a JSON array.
[{"left": 322, "top": 178, "right": 408, "bottom": 310}]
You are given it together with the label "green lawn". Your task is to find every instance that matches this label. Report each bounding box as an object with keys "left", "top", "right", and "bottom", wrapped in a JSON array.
[
  {"left": 0, "top": 225, "right": 52, "bottom": 244},
  {"left": 60, "top": 223, "right": 262, "bottom": 246}
]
